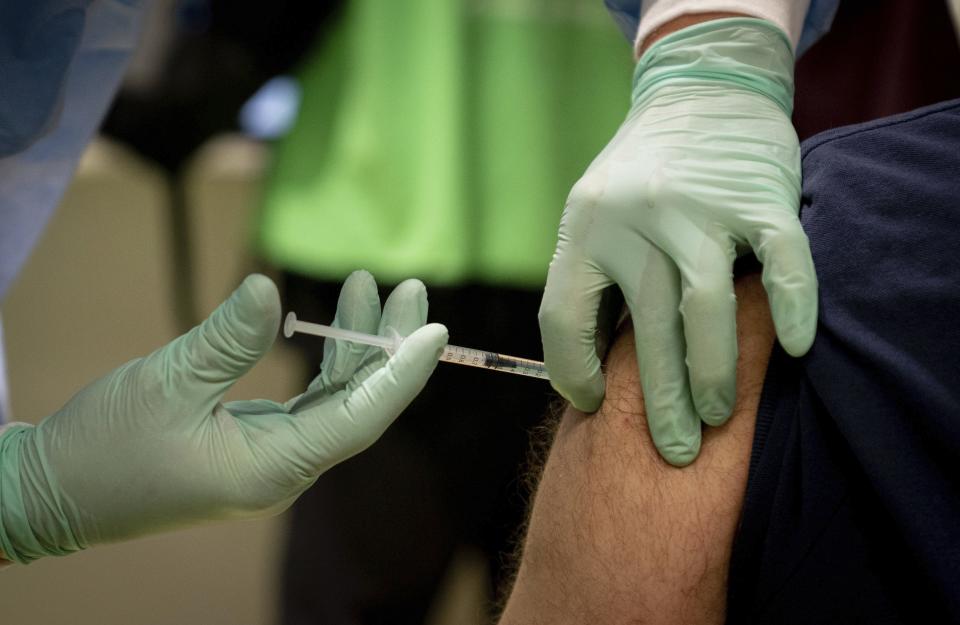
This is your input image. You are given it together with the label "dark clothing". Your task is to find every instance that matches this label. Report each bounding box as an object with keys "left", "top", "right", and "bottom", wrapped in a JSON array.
[
  {"left": 728, "top": 99, "right": 960, "bottom": 623},
  {"left": 279, "top": 276, "right": 551, "bottom": 625}
]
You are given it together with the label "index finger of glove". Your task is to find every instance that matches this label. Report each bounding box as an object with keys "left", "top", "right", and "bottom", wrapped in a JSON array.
[
  {"left": 540, "top": 253, "right": 611, "bottom": 413},
  {"left": 311, "top": 270, "right": 382, "bottom": 390},
  {"left": 350, "top": 278, "right": 430, "bottom": 388},
  {"left": 298, "top": 323, "right": 448, "bottom": 473}
]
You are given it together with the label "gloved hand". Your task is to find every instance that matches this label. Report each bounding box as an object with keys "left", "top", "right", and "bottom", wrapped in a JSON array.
[
  {"left": 0, "top": 271, "right": 447, "bottom": 563},
  {"left": 539, "top": 18, "right": 817, "bottom": 466}
]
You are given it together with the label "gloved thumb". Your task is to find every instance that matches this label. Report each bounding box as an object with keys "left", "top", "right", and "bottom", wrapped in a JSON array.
[{"left": 158, "top": 274, "right": 281, "bottom": 402}]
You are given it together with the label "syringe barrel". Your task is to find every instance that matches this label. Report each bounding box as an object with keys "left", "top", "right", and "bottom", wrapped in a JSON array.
[
  {"left": 284, "top": 312, "right": 549, "bottom": 380},
  {"left": 439, "top": 346, "right": 550, "bottom": 380}
]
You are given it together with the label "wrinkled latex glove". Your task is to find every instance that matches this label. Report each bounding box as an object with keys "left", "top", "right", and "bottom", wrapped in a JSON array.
[
  {"left": 0, "top": 271, "right": 447, "bottom": 563},
  {"left": 540, "top": 18, "right": 817, "bottom": 466}
]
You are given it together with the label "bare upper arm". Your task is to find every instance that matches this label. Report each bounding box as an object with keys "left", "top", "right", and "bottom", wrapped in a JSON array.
[{"left": 498, "top": 274, "right": 776, "bottom": 625}]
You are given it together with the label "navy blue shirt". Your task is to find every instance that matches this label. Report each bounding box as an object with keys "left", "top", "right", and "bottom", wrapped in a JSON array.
[{"left": 727, "top": 99, "right": 960, "bottom": 623}]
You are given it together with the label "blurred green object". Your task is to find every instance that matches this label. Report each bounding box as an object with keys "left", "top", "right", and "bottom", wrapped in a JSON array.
[
  {"left": 540, "top": 19, "right": 818, "bottom": 466},
  {"left": 0, "top": 272, "right": 447, "bottom": 563},
  {"left": 257, "top": 0, "right": 632, "bottom": 287}
]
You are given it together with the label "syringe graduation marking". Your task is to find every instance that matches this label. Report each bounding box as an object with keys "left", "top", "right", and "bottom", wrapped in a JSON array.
[
  {"left": 436, "top": 346, "right": 549, "bottom": 379},
  {"left": 284, "top": 312, "right": 549, "bottom": 381}
]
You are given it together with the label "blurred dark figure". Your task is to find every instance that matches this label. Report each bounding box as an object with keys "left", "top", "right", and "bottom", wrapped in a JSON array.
[
  {"left": 101, "top": 0, "right": 344, "bottom": 329},
  {"left": 102, "top": 0, "right": 343, "bottom": 173}
]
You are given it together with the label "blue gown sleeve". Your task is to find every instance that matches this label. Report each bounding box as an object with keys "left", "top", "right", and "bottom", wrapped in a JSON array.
[
  {"left": 603, "top": 0, "right": 645, "bottom": 41},
  {"left": 0, "top": 0, "right": 148, "bottom": 424},
  {"left": 0, "top": 0, "right": 148, "bottom": 304},
  {"left": 795, "top": 0, "right": 840, "bottom": 56}
]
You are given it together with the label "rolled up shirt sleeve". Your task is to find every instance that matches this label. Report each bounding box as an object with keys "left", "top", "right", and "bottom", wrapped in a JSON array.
[{"left": 604, "top": 0, "right": 840, "bottom": 56}]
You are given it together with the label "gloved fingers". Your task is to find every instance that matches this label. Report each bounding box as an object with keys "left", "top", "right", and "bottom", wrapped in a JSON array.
[
  {"left": 296, "top": 323, "right": 448, "bottom": 473},
  {"left": 750, "top": 217, "right": 818, "bottom": 356},
  {"left": 676, "top": 239, "right": 738, "bottom": 427},
  {"left": 617, "top": 246, "right": 702, "bottom": 466},
  {"left": 288, "top": 271, "right": 381, "bottom": 413},
  {"left": 350, "top": 279, "right": 430, "bottom": 388},
  {"left": 379, "top": 279, "right": 429, "bottom": 337},
  {"left": 312, "top": 271, "right": 382, "bottom": 390},
  {"left": 157, "top": 274, "right": 280, "bottom": 404},
  {"left": 540, "top": 254, "right": 612, "bottom": 413}
]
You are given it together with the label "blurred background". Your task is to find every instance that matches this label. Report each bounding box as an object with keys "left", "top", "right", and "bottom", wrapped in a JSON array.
[
  {"left": 4, "top": 0, "right": 957, "bottom": 623},
  {"left": 0, "top": 0, "right": 631, "bottom": 623}
]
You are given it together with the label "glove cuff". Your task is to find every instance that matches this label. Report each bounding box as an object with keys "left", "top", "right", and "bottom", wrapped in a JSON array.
[
  {"left": 0, "top": 424, "right": 84, "bottom": 563},
  {"left": 632, "top": 17, "right": 795, "bottom": 116}
]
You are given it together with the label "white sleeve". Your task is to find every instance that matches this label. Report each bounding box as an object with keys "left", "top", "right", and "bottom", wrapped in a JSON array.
[{"left": 634, "top": 0, "right": 813, "bottom": 54}]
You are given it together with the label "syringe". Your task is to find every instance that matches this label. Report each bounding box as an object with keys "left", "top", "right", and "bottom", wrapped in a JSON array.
[{"left": 283, "top": 312, "right": 549, "bottom": 381}]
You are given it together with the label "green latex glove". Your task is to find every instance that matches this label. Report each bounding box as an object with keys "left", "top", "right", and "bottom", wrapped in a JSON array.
[
  {"left": 0, "top": 271, "right": 447, "bottom": 563},
  {"left": 539, "top": 18, "right": 817, "bottom": 466}
]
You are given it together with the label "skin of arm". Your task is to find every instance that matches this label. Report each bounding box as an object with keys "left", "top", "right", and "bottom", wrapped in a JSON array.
[
  {"left": 637, "top": 12, "right": 753, "bottom": 56},
  {"left": 499, "top": 274, "right": 775, "bottom": 625}
]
